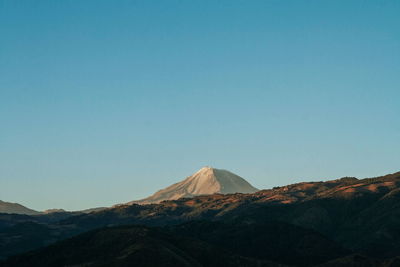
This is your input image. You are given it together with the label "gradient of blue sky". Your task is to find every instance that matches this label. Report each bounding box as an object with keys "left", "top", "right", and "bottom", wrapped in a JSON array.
[{"left": 1, "top": 0, "right": 399, "bottom": 211}]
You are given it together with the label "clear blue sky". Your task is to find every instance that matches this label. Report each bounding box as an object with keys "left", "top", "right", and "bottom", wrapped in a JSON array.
[{"left": 1, "top": 0, "right": 399, "bottom": 211}]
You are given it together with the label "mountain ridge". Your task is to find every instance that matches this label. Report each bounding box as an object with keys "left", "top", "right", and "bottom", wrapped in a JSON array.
[{"left": 2, "top": 170, "right": 400, "bottom": 266}]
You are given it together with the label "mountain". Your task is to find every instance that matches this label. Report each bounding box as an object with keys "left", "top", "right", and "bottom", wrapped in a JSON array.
[
  {"left": 53, "top": 171, "right": 400, "bottom": 259},
  {"left": 0, "top": 201, "right": 39, "bottom": 215},
  {"left": 131, "top": 166, "right": 259, "bottom": 204},
  {"left": 3, "top": 170, "right": 400, "bottom": 266}
]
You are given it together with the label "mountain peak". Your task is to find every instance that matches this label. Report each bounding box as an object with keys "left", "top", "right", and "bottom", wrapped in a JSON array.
[
  {"left": 195, "top": 166, "right": 214, "bottom": 174},
  {"left": 131, "top": 167, "right": 259, "bottom": 204}
]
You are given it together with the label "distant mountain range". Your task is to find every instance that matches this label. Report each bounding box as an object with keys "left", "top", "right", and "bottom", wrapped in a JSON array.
[
  {"left": 0, "top": 201, "right": 40, "bottom": 216},
  {"left": 2, "top": 167, "right": 258, "bottom": 214},
  {"left": 2, "top": 168, "right": 400, "bottom": 266},
  {"left": 0, "top": 200, "right": 106, "bottom": 217}
]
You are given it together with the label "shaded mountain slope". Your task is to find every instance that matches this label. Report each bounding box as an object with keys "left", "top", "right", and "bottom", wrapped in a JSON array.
[
  {"left": 1, "top": 225, "right": 284, "bottom": 267},
  {"left": 168, "top": 220, "right": 348, "bottom": 266},
  {"left": 316, "top": 254, "right": 400, "bottom": 267},
  {"left": 0, "top": 222, "right": 64, "bottom": 260},
  {"left": 0, "top": 218, "right": 76, "bottom": 260}
]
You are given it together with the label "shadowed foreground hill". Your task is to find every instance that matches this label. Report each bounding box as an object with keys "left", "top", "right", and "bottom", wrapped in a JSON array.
[
  {"left": 1, "top": 225, "right": 285, "bottom": 267},
  {"left": 168, "top": 220, "right": 348, "bottom": 266},
  {"left": 316, "top": 254, "right": 400, "bottom": 267}
]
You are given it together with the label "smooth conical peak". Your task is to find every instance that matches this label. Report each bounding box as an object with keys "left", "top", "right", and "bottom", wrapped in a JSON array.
[{"left": 132, "top": 167, "right": 259, "bottom": 204}]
